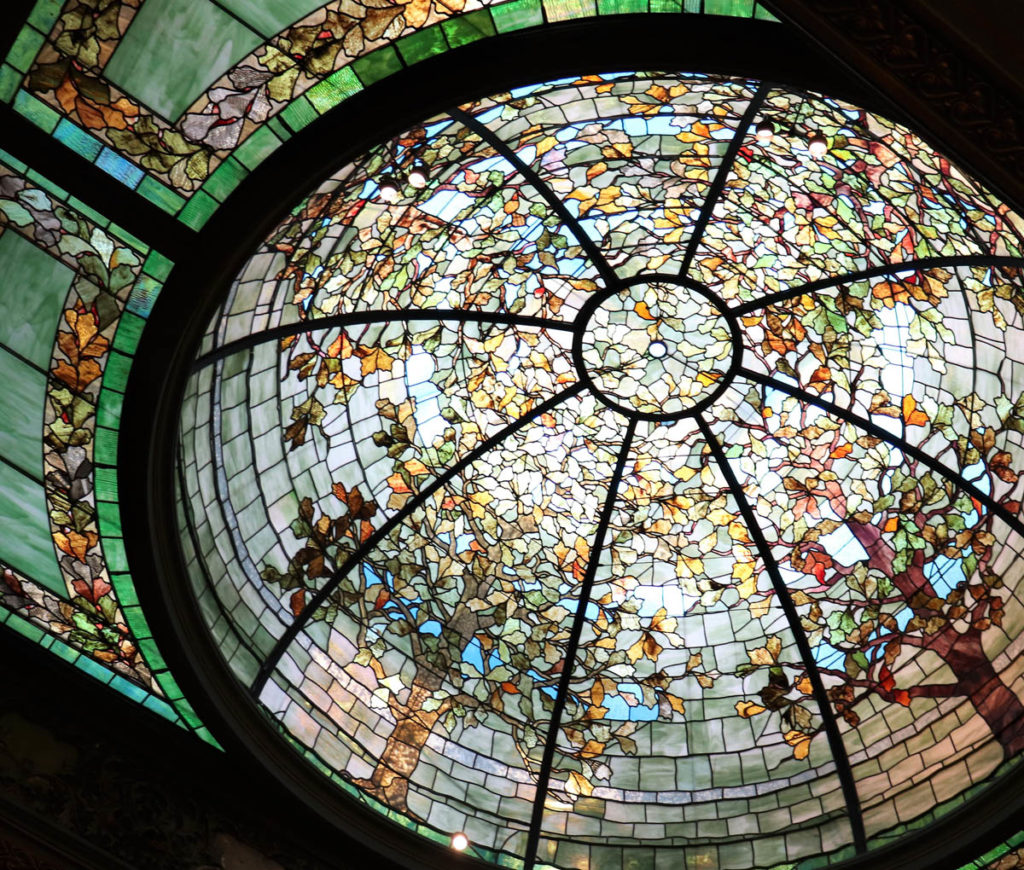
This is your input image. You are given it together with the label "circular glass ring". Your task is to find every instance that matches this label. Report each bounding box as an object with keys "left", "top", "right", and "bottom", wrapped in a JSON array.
[{"left": 575, "top": 276, "right": 741, "bottom": 421}]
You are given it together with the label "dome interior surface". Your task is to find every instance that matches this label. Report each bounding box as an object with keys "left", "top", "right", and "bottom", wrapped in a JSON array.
[{"left": 175, "top": 71, "right": 1024, "bottom": 870}]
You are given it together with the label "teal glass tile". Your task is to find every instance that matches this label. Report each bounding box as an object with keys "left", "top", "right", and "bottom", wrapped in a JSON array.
[
  {"left": 234, "top": 124, "right": 282, "bottom": 170},
  {"left": 102, "top": 350, "right": 132, "bottom": 394},
  {"left": 112, "top": 310, "right": 146, "bottom": 355},
  {"left": 705, "top": 0, "right": 754, "bottom": 15},
  {"left": 122, "top": 604, "right": 150, "bottom": 635},
  {"left": 396, "top": 28, "right": 448, "bottom": 66},
  {"left": 136, "top": 174, "right": 186, "bottom": 215},
  {"left": 2, "top": 608, "right": 46, "bottom": 643},
  {"left": 0, "top": 64, "right": 21, "bottom": 103},
  {"left": 279, "top": 95, "right": 318, "bottom": 132},
  {"left": 13, "top": 89, "right": 60, "bottom": 133},
  {"left": 0, "top": 147, "right": 28, "bottom": 172},
  {"left": 196, "top": 726, "right": 221, "bottom": 747},
  {"left": 543, "top": 0, "right": 598, "bottom": 22},
  {"left": 352, "top": 46, "right": 403, "bottom": 87},
  {"left": 0, "top": 230, "right": 74, "bottom": 368},
  {"left": 75, "top": 653, "right": 115, "bottom": 683},
  {"left": 48, "top": 639, "right": 79, "bottom": 663},
  {"left": 140, "top": 638, "right": 167, "bottom": 670},
  {"left": 25, "top": 168, "right": 67, "bottom": 200},
  {"left": 127, "top": 274, "right": 161, "bottom": 319},
  {"left": 109, "top": 568, "right": 136, "bottom": 601},
  {"left": 96, "top": 147, "right": 145, "bottom": 189},
  {"left": 159, "top": 673, "right": 183, "bottom": 699},
  {"left": 142, "top": 250, "right": 174, "bottom": 281},
  {"left": 94, "top": 465, "right": 119, "bottom": 502},
  {"left": 0, "top": 460, "right": 63, "bottom": 593},
  {"left": 216, "top": 0, "right": 324, "bottom": 37},
  {"left": 107, "top": 223, "right": 148, "bottom": 254},
  {"left": 94, "top": 425, "right": 118, "bottom": 465},
  {"left": 97, "top": 386, "right": 122, "bottom": 431},
  {"left": 53, "top": 118, "right": 103, "bottom": 160},
  {"left": 684, "top": 0, "right": 701, "bottom": 10},
  {"left": 266, "top": 115, "right": 291, "bottom": 140},
  {"left": 754, "top": 2, "right": 780, "bottom": 20},
  {"left": 178, "top": 190, "right": 218, "bottom": 229},
  {"left": 6, "top": 26, "right": 45, "bottom": 74},
  {"left": 305, "top": 66, "right": 362, "bottom": 115},
  {"left": 491, "top": 0, "right": 544, "bottom": 32},
  {"left": 67, "top": 196, "right": 110, "bottom": 228},
  {"left": 27, "top": 0, "right": 64, "bottom": 32},
  {"left": 0, "top": 350, "right": 46, "bottom": 480},
  {"left": 97, "top": 498, "right": 123, "bottom": 539},
  {"left": 650, "top": 0, "right": 682, "bottom": 10},
  {"left": 598, "top": 0, "right": 648, "bottom": 13},
  {"left": 441, "top": 11, "right": 496, "bottom": 47},
  {"left": 104, "top": 0, "right": 262, "bottom": 121},
  {"left": 203, "top": 157, "right": 248, "bottom": 202},
  {"left": 142, "top": 692, "right": 179, "bottom": 722},
  {"left": 108, "top": 672, "right": 150, "bottom": 703}
]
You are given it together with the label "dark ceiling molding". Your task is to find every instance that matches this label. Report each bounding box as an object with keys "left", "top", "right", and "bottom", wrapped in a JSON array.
[
  {"left": 762, "top": 0, "right": 1024, "bottom": 216},
  {"left": 0, "top": 103, "right": 197, "bottom": 261}
]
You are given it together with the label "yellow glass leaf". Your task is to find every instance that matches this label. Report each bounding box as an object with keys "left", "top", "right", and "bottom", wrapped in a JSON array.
[
  {"left": 567, "top": 771, "right": 594, "bottom": 796},
  {"left": 735, "top": 700, "right": 767, "bottom": 718},
  {"left": 359, "top": 346, "right": 395, "bottom": 376}
]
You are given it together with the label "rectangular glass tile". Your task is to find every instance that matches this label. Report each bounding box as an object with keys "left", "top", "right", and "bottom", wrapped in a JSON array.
[{"left": 0, "top": 460, "right": 63, "bottom": 593}]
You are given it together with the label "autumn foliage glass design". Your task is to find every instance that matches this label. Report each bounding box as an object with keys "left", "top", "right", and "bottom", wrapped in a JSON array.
[{"left": 177, "top": 73, "right": 1024, "bottom": 868}]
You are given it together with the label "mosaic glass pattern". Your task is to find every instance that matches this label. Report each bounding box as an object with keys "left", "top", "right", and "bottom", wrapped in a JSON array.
[
  {"left": 178, "top": 72, "right": 1024, "bottom": 868},
  {"left": 0, "top": 151, "right": 210, "bottom": 737},
  {"left": 579, "top": 280, "right": 736, "bottom": 417},
  {"left": 1, "top": 0, "right": 778, "bottom": 223}
]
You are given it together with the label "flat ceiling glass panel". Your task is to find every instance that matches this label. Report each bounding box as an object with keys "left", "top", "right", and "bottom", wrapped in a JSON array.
[
  {"left": 104, "top": 0, "right": 262, "bottom": 121},
  {"left": 0, "top": 229, "right": 73, "bottom": 369}
]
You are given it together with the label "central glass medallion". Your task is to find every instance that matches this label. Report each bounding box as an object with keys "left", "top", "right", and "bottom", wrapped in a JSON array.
[{"left": 578, "top": 279, "right": 735, "bottom": 419}]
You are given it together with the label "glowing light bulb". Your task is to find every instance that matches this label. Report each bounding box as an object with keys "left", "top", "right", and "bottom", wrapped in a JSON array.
[
  {"left": 379, "top": 173, "right": 400, "bottom": 203},
  {"left": 649, "top": 340, "right": 668, "bottom": 358},
  {"left": 807, "top": 133, "right": 828, "bottom": 158},
  {"left": 755, "top": 120, "right": 774, "bottom": 143},
  {"left": 408, "top": 159, "right": 428, "bottom": 189},
  {"left": 450, "top": 832, "right": 470, "bottom": 852}
]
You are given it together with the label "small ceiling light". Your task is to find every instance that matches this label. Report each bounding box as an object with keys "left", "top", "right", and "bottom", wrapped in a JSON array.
[
  {"left": 379, "top": 173, "right": 401, "bottom": 203},
  {"left": 649, "top": 340, "right": 668, "bottom": 358},
  {"left": 408, "top": 159, "right": 428, "bottom": 189},
  {"left": 450, "top": 832, "right": 470, "bottom": 852},
  {"left": 807, "top": 133, "right": 828, "bottom": 158},
  {"left": 755, "top": 120, "right": 774, "bottom": 143}
]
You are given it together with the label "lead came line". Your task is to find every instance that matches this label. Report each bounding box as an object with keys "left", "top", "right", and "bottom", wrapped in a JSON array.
[
  {"left": 730, "top": 255, "right": 1024, "bottom": 316},
  {"left": 449, "top": 106, "right": 621, "bottom": 292},
  {"left": 193, "top": 308, "right": 576, "bottom": 371},
  {"left": 696, "top": 414, "right": 868, "bottom": 852},
  {"left": 251, "top": 382, "right": 587, "bottom": 696},
  {"left": 522, "top": 416, "right": 638, "bottom": 870},
  {"left": 740, "top": 367, "right": 1024, "bottom": 541},
  {"left": 678, "top": 82, "right": 771, "bottom": 279}
]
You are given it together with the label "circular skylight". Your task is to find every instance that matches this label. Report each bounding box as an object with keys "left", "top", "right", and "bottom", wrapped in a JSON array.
[
  {"left": 577, "top": 278, "right": 738, "bottom": 418},
  {"left": 176, "top": 72, "right": 1024, "bottom": 869}
]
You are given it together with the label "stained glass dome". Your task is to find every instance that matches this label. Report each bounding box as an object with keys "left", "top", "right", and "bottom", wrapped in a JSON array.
[{"left": 176, "top": 71, "right": 1024, "bottom": 869}]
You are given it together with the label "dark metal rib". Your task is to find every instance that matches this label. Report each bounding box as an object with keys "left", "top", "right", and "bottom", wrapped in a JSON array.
[
  {"left": 193, "top": 308, "right": 575, "bottom": 371},
  {"left": 730, "top": 255, "right": 1024, "bottom": 316},
  {"left": 522, "top": 416, "right": 637, "bottom": 870},
  {"left": 739, "top": 366, "right": 1024, "bottom": 539},
  {"left": 696, "top": 414, "right": 868, "bottom": 853},
  {"left": 251, "top": 381, "right": 586, "bottom": 696},
  {"left": 678, "top": 82, "right": 771, "bottom": 279},
  {"left": 449, "top": 106, "right": 620, "bottom": 291}
]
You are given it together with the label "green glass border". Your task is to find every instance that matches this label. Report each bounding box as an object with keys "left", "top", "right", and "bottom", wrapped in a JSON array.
[
  {"left": 94, "top": 253, "right": 219, "bottom": 746},
  {"left": 1, "top": 0, "right": 779, "bottom": 222}
]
